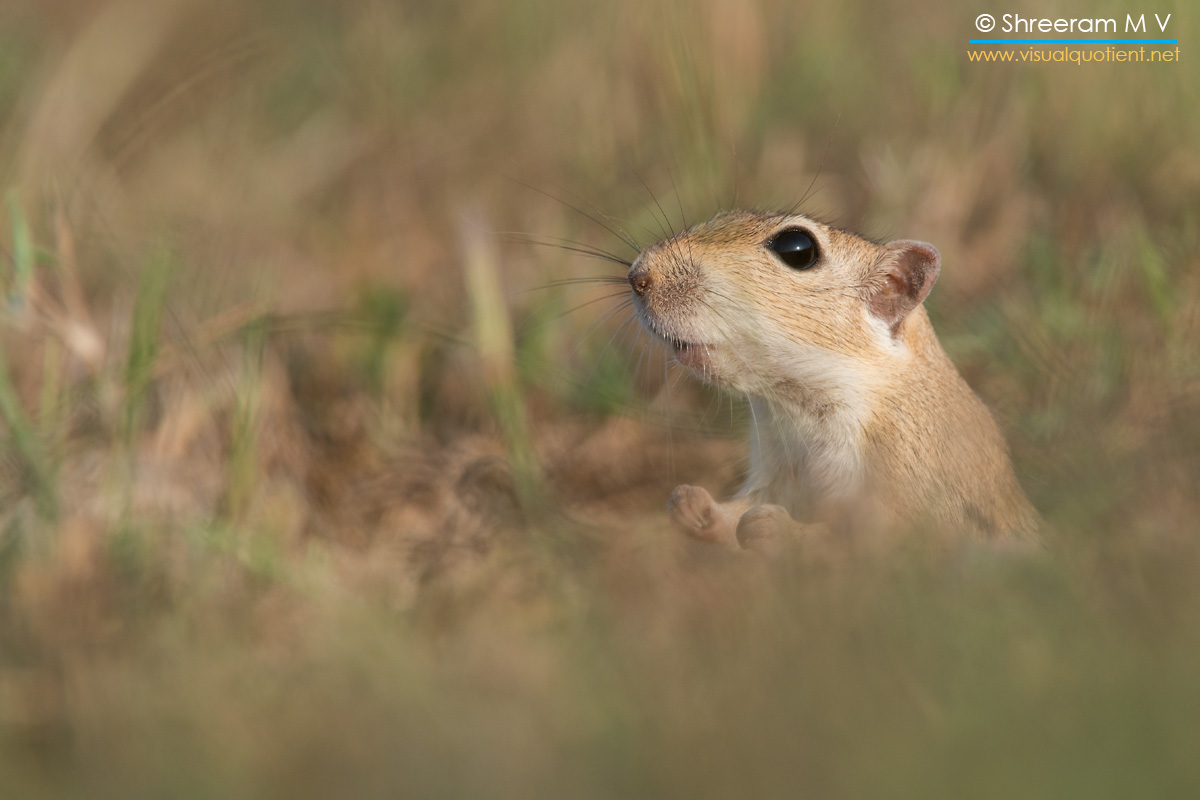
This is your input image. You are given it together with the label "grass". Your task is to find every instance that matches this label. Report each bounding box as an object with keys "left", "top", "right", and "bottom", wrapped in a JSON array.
[{"left": 0, "top": 0, "right": 1198, "bottom": 797}]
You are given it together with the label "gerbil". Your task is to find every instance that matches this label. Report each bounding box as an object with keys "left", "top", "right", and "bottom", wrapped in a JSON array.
[{"left": 627, "top": 209, "right": 1041, "bottom": 552}]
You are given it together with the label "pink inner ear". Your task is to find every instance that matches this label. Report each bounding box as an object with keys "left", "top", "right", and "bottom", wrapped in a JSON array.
[{"left": 868, "top": 240, "right": 941, "bottom": 338}]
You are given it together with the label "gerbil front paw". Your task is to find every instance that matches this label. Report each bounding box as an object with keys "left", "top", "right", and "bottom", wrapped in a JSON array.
[
  {"left": 736, "top": 504, "right": 797, "bottom": 558},
  {"left": 668, "top": 485, "right": 739, "bottom": 549},
  {"left": 668, "top": 485, "right": 715, "bottom": 529}
]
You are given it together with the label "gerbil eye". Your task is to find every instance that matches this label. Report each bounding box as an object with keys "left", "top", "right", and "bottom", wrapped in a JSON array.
[{"left": 768, "top": 228, "right": 818, "bottom": 270}]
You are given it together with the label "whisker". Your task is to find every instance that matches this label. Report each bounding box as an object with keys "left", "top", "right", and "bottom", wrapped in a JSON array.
[
  {"left": 548, "top": 182, "right": 646, "bottom": 256},
  {"left": 592, "top": 311, "right": 639, "bottom": 365},
  {"left": 516, "top": 291, "right": 630, "bottom": 341},
  {"left": 511, "top": 276, "right": 629, "bottom": 296},
  {"left": 572, "top": 299, "right": 634, "bottom": 360},
  {"left": 663, "top": 345, "right": 674, "bottom": 483},
  {"left": 550, "top": 291, "right": 631, "bottom": 322},
  {"left": 499, "top": 231, "right": 633, "bottom": 267},
  {"left": 788, "top": 113, "right": 841, "bottom": 216},
  {"left": 549, "top": 282, "right": 629, "bottom": 307},
  {"left": 633, "top": 168, "right": 674, "bottom": 241},
  {"left": 729, "top": 142, "right": 740, "bottom": 210},
  {"left": 510, "top": 179, "right": 641, "bottom": 254},
  {"left": 505, "top": 239, "right": 633, "bottom": 269},
  {"left": 666, "top": 160, "right": 687, "bottom": 234},
  {"left": 632, "top": 329, "right": 657, "bottom": 398},
  {"left": 514, "top": 281, "right": 627, "bottom": 330}
]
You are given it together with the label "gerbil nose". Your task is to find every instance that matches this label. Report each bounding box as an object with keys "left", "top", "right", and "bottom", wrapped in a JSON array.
[{"left": 628, "top": 265, "right": 654, "bottom": 296}]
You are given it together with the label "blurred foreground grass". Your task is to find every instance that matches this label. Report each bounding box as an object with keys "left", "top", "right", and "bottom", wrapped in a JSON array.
[{"left": 1, "top": 0, "right": 1198, "bottom": 797}]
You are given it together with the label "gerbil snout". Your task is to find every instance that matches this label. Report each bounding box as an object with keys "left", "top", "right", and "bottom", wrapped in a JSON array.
[
  {"left": 627, "top": 249, "right": 698, "bottom": 309},
  {"left": 628, "top": 261, "right": 653, "bottom": 296},
  {"left": 625, "top": 248, "right": 704, "bottom": 340},
  {"left": 626, "top": 246, "right": 727, "bottom": 379}
]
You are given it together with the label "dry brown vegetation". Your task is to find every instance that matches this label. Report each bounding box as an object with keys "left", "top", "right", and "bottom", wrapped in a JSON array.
[{"left": 1, "top": 1, "right": 1198, "bottom": 797}]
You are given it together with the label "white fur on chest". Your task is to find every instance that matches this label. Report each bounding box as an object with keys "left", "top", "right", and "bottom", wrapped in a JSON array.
[{"left": 740, "top": 394, "right": 867, "bottom": 517}]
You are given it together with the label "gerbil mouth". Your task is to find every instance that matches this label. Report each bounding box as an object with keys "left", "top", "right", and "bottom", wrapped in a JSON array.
[
  {"left": 668, "top": 338, "right": 715, "bottom": 371},
  {"left": 634, "top": 306, "right": 716, "bottom": 372}
]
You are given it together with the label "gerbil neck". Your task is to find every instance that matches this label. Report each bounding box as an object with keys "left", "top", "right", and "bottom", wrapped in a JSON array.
[
  {"left": 898, "top": 308, "right": 961, "bottom": 384},
  {"left": 752, "top": 382, "right": 866, "bottom": 445}
]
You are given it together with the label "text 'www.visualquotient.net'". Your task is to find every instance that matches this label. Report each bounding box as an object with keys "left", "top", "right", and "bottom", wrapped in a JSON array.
[{"left": 967, "top": 46, "right": 1181, "bottom": 64}]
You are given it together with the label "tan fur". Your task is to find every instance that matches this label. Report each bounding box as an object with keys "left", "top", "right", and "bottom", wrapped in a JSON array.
[{"left": 628, "top": 210, "right": 1041, "bottom": 549}]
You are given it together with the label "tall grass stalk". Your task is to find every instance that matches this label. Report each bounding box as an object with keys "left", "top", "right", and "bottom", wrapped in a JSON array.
[
  {"left": 114, "top": 244, "right": 174, "bottom": 523},
  {"left": 463, "top": 217, "right": 544, "bottom": 511},
  {"left": 0, "top": 194, "right": 56, "bottom": 520}
]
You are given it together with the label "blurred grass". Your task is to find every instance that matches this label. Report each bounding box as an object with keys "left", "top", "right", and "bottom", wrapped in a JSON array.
[{"left": 0, "top": 0, "right": 1198, "bottom": 797}]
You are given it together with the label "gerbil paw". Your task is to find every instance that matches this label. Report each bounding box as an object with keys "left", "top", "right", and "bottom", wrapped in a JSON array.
[
  {"left": 736, "top": 504, "right": 797, "bottom": 559},
  {"left": 668, "top": 485, "right": 737, "bottom": 549}
]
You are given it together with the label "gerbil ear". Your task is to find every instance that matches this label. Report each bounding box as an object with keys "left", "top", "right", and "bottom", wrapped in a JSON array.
[{"left": 866, "top": 240, "right": 940, "bottom": 338}]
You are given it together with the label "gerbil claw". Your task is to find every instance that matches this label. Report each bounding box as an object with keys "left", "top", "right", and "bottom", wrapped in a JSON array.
[
  {"left": 668, "top": 485, "right": 713, "bottom": 530},
  {"left": 668, "top": 485, "right": 741, "bottom": 549}
]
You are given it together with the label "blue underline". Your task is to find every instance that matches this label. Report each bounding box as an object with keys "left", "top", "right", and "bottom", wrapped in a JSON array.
[{"left": 969, "top": 39, "right": 1178, "bottom": 44}]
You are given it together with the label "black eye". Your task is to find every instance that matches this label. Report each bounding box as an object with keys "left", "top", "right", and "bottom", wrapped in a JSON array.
[{"left": 768, "top": 228, "right": 819, "bottom": 270}]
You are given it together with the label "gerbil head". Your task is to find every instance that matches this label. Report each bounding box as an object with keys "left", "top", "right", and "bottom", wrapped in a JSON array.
[{"left": 627, "top": 210, "right": 940, "bottom": 410}]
